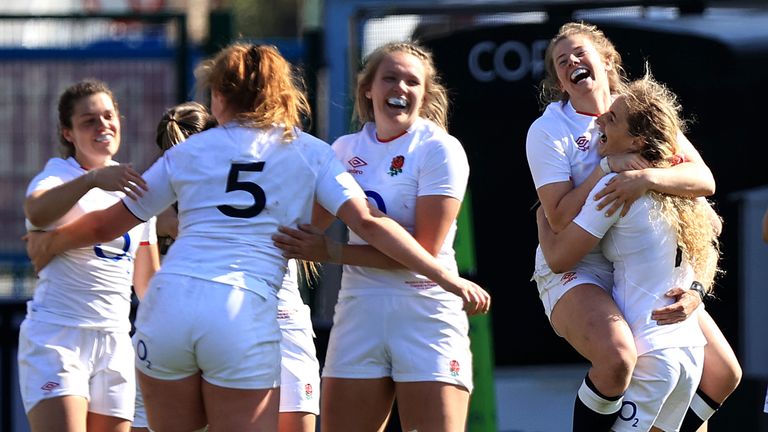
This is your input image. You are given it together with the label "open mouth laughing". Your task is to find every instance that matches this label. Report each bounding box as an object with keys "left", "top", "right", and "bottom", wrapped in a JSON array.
[
  {"left": 570, "top": 67, "right": 591, "bottom": 84},
  {"left": 386, "top": 97, "right": 408, "bottom": 109}
]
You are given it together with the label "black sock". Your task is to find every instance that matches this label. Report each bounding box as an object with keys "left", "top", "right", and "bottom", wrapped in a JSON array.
[
  {"left": 573, "top": 374, "right": 624, "bottom": 432},
  {"left": 679, "top": 388, "right": 721, "bottom": 432}
]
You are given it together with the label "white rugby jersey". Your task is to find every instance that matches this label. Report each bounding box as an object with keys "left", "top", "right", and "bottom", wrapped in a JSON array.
[
  {"left": 25, "top": 157, "right": 156, "bottom": 332},
  {"left": 527, "top": 101, "right": 609, "bottom": 269},
  {"left": 124, "top": 124, "right": 363, "bottom": 299},
  {"left": 574, "top": 175, "right": 707, "bottom": 355},
  {"left": 331, "top": 117, "right": 468, "bottom": 299},
  {"left": 526, "top": 101, "right": 602, "bottom": 190}
]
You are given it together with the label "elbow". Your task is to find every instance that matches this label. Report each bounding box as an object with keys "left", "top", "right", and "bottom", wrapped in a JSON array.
[
  {"left": 24, "top": 203, "right": 51, "bottom": 229},
  {"left": 346, "top": 212, "right": 379, "bottom": 241},
  {"left": 549, "top": 261, "right": 570, "bottom": 275},
  {"left": 26, "top": 214, "right": 50, "bottom": 230},
  {"left": 703, "top": 181, "right": 716, "bottom": 197},
  {"left": 544, "top": 253, "right": 574, "bottom": 274}
]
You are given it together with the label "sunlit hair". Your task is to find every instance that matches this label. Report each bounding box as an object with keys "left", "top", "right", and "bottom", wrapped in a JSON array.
[
  {"left": 622, "top": 72, "right": 722, "bottom": 293},
  {"left": 354, "top": 41, "right": 449, "bottom": 130},
  {"left": 155, "top": 101, "right": 218, "bottom": 152},
  {"left": 539, "top": 21, "right": 626, "bottom": 108},
  {"left": 194, "top": 42, "right": 310, "bottom": 142},
  {"left": 57, "top": 79, "right": 119, "bottom": 158}
]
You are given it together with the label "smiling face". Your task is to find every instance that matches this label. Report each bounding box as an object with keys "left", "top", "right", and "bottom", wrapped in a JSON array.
[
  {"left": 596, "top": 95, "right": 641, "bottom": 157},
  {"left": 365, "top": 51, "right": 426, "bottom": 140},
  {"left": 61, "top": 92, "right": 120, "bottom": 168},
  {"left": 552, "top": 34, "right": 613, "bottom": 105}
]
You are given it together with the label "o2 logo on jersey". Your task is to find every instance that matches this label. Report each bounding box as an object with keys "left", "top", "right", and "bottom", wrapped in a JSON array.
[
  {"left": 618, "top": 400, "right": 639, "bottom": 427},
  {"left": 136, "top": 339, "right": 151, "bottom": 370},
  {"left": 364, "top": 190, "right": 387, "bottom": 214},
  {"left": 94, "top": 233, "right": 131, "bottom": 261}
]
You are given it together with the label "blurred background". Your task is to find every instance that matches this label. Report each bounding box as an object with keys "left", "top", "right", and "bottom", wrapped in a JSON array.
[{"left": 0, "top": 0, "right": 767, "bottom": 431}]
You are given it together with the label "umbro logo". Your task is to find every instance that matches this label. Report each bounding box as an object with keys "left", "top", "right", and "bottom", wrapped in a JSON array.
[
  {"left": 348, "top": 157, "right": 367, "bottom": 168},
  {"left": 575, "top": 135, "right": 590, "bottom": 151},
  {"left": 41, "top": 381, "right": 60, "bottom": 393}
]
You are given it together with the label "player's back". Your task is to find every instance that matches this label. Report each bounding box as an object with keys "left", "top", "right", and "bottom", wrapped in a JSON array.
[{"left": 157, "top": 124, "right": 335, "bottom": 296}]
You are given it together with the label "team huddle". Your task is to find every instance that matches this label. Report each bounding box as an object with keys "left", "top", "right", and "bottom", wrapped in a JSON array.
[{"left": 18, "top": 20, "right": 745, "bottom": 432}]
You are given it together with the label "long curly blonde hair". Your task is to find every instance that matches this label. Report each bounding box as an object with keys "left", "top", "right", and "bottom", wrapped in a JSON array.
[
  {"left": 622, "top": 73, "right": 722, "bottom": 293},
  {"left": 195, "top": 43, "right": 310, "bottom": 142}
]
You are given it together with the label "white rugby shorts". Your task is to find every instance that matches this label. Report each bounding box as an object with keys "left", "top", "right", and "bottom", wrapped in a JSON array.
[
  {"left": 17, "top": 319, "right": 135, "bottom": 420},
  {"left": 278, "top": 304, "right": 320, "bottom": 414},
  {"left": 613, "top": 346, "right": 704, "bottom": 432},
  {"left": 530, "top": 246, "right": 613, "bottom": 322},
  {"left": 133, "top": 274, "right": 281, "bottom": 389},
  {"left": 322, "top": 294, "right": 473, "bottom": 393}
]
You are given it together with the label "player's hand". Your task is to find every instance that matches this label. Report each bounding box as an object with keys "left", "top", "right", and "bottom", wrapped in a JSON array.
[
  {"left": 156, "top": 206, "right": 179, "bottom": 239},
  {"left": 651, "top": 287, "right": 701, "bottom": 325},
  {"left": 442, "top": 276, "right": 491, "bottom": 315},
  {"left": 22, "top": 231, "right": 56, "bottom": 273},
  {"left": 593, "top": 170, "right": 649, "bottom": 217},
  {"left": 273, "top": 224, "right": 331, "bottom": 262},
  {"left": 606, "top": 153, "right": 651, "bottom": 173},
  {"left": 91, "top": 164, "right": 148, "bottom": 200}
]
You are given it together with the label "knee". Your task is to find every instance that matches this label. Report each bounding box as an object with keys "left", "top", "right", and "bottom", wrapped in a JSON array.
[
  {"left": 593, "top": 348, "right": 636, "bottom": 395},
  {"left": 701, "top": 356, "right": 742, "bottom": 401},
  {"left": 719, "top": 361, "right": 742, "bottom": 394}
]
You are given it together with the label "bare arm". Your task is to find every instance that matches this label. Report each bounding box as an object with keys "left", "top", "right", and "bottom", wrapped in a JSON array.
[
  {"left": 25, "top": 164, "right": 148, "bottom": 228},
  {"left": 334, "top": 196, "right": 490, "bottom": 314},
  {"left": 132, "top": 243, "right": 160, "bottom": 300},
  {"left": 595, "top": 133, "right": 715, "bottom": 217},
  {"left": 279, "top": 195, "right": 460, "bottom": 269},
  {"left": 537, "top": 166, "right": 604, "bottom": 233},
  {"left": 535, "top": 207, "right": 601, "bottom": 273},
  {"left": 25, "top": 202, "right": 143, "bottom": 272}
]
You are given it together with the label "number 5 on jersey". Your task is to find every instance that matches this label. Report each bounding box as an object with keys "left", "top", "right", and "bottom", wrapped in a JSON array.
[{"left": 217, "top": 162, "right": 266, "bottom": 218}]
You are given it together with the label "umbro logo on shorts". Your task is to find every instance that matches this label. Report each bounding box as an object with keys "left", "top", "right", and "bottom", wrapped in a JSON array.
[{"left": 40, "top": 381, "right": 60, "bottom": 393}]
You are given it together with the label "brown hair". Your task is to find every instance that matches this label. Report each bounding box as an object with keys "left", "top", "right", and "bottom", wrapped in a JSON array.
[
  {"left": 57, "top": 79, "right": 118, "bottom": 158},
  {"left": 194, "top": 43, "right": 310, "bottom": 142},
  {"left": 155, "top": 101, "right": 217, "bottom": 152},
  {"left": 354, "top": 41, "right": 449, "bottom": 130},
  {"left": 539, "top": 22, "right": 626, "bottom": 108}
]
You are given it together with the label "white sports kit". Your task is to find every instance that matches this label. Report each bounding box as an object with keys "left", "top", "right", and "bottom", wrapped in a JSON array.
[
  {"left": 277, "top": 259, "right": 320, "bottom": 414},
  {"left": 574, "top": 175, "right": 707, "bottom": 432},
  {"left": 526, "top": 101, "right": 613, "bottom": 321},
  {"left": 322, "top": 118, "right": 474, "bottom": 391},
  {"left": 125, "top": 124, "right": 363, "bottom": 389},
  {"left": 19, "top": 157, "right": 156, "bottom": 419}
]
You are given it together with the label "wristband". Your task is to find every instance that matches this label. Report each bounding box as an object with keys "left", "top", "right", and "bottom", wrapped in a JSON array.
[
  {"left": 689, "top": 280, "right": 707, "bottom": 301},
  {"left": 599, "top": 156, "right": 612, "bottom": 175}
]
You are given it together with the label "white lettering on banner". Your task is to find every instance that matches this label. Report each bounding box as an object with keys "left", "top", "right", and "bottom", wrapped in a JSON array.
[{"left": 467, "top": 39, "right": 549, "bottom": 82}]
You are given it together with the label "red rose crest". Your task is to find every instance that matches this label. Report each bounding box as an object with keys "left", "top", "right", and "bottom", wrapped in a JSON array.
[
  {"left": 449, "top": 359, "right": 460, "bottom": 377},
  {"left": 304, "top": 383, "right": 313, "bottom": 400},
  {"left": 388, "top": 155, "right": 405, "bottom": 176}
]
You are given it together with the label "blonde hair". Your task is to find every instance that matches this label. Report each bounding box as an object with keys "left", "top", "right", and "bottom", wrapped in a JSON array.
[
  {"left": 354, "top": 41, "right": 449, "bottom": 130},
  {"left": 622, "top": 73, "right": 722, "bottom": 293},
  {"left": 195, "top": 43, "right": 310, "bottom": 141},
  {"left": 539, "top": 22, "right": 627, "bottom": 108}
]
